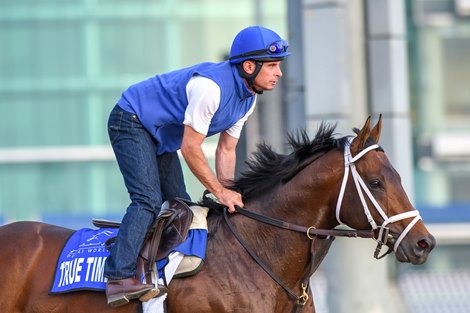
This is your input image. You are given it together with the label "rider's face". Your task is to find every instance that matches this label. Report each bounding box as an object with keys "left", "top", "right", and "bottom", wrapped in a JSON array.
[
  {"left": 252, "top": 61, "right": 283, "bottom": 91},
  {"left": 242, "top": 60, "right": 283, "bottom": 93}
]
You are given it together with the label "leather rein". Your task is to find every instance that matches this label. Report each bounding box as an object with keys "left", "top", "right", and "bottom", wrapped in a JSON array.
[
  {"left": 234, "top": 206, "right": 374, "bottom": 239},
  {"left": 202, "top": 144, "right": 375, "bottom": 312},
  {"left": 223, "top": 206, "right": 374, "bottom": 312},
  {"left": 202, "top": 176, "right": 374, "bottom": 313}
]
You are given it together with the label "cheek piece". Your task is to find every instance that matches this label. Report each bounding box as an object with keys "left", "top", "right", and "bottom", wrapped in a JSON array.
[{"left": 336, "top": 138, "right": 422, "bottom": 259}]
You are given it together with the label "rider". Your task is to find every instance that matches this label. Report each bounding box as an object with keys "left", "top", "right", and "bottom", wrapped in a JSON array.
[{"left": 104, "top": 25, "right": 291, "bottom": 307}]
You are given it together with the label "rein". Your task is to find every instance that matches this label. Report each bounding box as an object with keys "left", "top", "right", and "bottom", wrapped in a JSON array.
[
  {"left": 223, "top": 209, "right": 308, "bottom": 308},
  {"left": 221, "top": 205, "right": 374, "bottom": 312},
  {"left": 235, "top": 206, "right": 374, "bottom": 239}
]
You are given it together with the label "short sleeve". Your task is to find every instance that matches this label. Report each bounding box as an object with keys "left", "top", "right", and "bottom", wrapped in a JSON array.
[
  {"left": 225, "top": 96, "right": 257, "bottom": 138},
  {"left": 183, "top": 76, "right": 221, "bottom": 135}
]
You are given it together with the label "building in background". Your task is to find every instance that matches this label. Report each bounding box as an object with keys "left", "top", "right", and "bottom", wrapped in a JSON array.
[
  {"left": 399, "top": 1, "right": 470, "bottom": 311},
  {"left": 0, "top": 0, "right": 287, "bottom": 226},
  {"left": 410, "top": 0, "right": 470, "bottom": 220}
]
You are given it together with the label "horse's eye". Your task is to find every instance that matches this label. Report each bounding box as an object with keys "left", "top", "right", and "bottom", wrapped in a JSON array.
[{"left": 368, "top": 179, "right": 383, "bottom": 189}]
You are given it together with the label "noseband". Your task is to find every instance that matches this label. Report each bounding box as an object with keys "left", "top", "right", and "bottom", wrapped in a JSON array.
[{"left": 335, "top": 138, "right": 422, "bottom": 258}]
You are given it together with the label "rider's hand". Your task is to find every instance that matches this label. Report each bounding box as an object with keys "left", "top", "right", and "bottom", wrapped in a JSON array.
[{"left": 214, "top": 188, "right": 243, "bottom": 213}]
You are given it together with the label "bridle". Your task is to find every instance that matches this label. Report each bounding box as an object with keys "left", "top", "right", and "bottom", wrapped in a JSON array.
[
  {"left": 335, "top": 137, "right": 422, "bottom": 258},
  {"left": 217, "top": 137, "right": 422, "bottom": 312}
]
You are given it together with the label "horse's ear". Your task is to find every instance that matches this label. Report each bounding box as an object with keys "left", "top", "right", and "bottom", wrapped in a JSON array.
[
  {"left": 350, "top": 116, "right": 371, "bottom": 155},
  {"left": 369, "top": 114, "right": 382, "bottom": 144}
]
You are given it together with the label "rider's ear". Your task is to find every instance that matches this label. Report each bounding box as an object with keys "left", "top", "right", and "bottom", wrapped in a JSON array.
[
  {"left": 369, "top": 114, "right": 382, "bottom": 144},
  {"left": 350, "top": 116, "right": 371, "bottom": 156},
  {"left": 242, "top": 60, "right": 256, "bottom": 75}
]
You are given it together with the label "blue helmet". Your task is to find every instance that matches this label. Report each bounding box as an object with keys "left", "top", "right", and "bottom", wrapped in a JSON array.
[{"left": 229, "top": 26, "right": 291, "bottom": 64}]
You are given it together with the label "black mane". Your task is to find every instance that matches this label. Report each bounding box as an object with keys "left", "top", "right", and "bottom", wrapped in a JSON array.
[{"left": 230, "top": 123, "right": 350, "bottom": 201}]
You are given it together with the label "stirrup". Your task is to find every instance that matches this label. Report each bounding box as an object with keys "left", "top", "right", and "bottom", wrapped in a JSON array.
[{"left": 139, "top": 284, "right": 168, "bottom": 302}]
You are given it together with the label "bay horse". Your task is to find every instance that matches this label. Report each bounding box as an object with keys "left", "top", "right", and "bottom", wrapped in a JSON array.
[{"left": 0, "top": 116, "right": 435, "bottom": 313}]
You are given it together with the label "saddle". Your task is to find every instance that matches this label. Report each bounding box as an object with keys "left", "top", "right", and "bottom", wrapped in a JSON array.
[{"left": 92, "top": 198, "right": 194, "bottom": 285}]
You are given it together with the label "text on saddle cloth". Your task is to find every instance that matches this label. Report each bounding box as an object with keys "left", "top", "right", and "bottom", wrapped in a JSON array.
[{"left": 49, "top": 205, "right": 209, "bottom": 294}]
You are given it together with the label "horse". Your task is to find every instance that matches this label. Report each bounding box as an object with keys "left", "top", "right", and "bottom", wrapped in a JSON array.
[{"left": 0, "top": 116, "right": 435, "bottom": 313}]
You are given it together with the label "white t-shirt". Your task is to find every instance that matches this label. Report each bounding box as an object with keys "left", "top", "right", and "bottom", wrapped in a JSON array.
[{"left": 183, "top": 75, "right": 256, "bottom": 138}]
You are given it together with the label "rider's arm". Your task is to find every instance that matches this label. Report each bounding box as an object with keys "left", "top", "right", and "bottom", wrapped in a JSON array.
[
  {"left": 216, "top": 96, "right": 256, "bottom": 184},
  {"left": 215, "top": 131, "right": 238, "bottom": 185},
  {"left": 182, "top": 76, "right": 243, "bottom": 212},
  {"left": 180, "top": 126, "right": 243, "bottom": 213}
]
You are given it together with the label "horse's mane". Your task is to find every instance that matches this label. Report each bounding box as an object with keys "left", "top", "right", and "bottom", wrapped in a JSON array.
[{"left": 230, "top": 123, "right": 349, "bottom": 201}]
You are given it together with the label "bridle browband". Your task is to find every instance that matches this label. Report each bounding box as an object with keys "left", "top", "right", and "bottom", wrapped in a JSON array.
[
  {"left": 218, "top": 137, "right": 422, "bottom": 312},
  {"left": 336, "top": 138, "right": 422, "bottom": 258}
]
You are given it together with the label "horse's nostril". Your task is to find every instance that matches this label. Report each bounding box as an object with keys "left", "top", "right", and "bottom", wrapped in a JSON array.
[
  {"left": 417, "top": 238, "right": 434, "bottom": 250},
  {"left": 417, "top": 239, "right": 429, "bottom": 250}
]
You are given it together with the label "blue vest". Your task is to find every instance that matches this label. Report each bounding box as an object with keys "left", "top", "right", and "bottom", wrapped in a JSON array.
[{"left": 118, "top": 61, "right": 255, "bottom": 155}]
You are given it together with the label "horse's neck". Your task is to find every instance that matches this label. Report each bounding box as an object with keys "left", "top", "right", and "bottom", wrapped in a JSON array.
[
  {"left": 251, "top": 180, "right": 338, "bottom": 229},
  {"left": 233, "top": 193, "right": 332, "bottom": 285}
]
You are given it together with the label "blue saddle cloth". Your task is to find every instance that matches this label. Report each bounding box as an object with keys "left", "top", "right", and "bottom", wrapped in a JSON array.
[{"left": 49, "top": 227, "right": 207, "bottom": 294}]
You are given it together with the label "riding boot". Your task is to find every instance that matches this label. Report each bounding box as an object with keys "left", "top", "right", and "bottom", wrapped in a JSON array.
[{"left": 105, "top": 277, "right": 156, "bottom": 307}]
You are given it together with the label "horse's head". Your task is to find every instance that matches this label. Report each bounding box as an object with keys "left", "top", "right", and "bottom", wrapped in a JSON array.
[{"left": 337, "top": 116, "right": 435, "bottom": 264}]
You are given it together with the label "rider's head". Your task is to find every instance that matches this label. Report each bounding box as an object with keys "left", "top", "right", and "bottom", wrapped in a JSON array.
[{"left": 229, "top": 26, "right": 291, "bottom": 94}]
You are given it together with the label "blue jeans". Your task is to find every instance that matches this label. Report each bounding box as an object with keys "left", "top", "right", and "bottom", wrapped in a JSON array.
[{"left": 104, "top": 104, "right": 190, "bottom": 279}]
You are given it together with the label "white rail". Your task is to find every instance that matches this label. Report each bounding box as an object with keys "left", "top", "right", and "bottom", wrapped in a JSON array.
[
  {"left": 0, "top": 142, "right": 218, "bottom": 164},
  {"left": 427, "top": 223, "right": 470, "bottom": 245}
]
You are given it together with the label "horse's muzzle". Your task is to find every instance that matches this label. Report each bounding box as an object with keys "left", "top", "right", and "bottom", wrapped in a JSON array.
[
  {"left": 397, "top": 233, "right": 436, "bottom": 264},
  {"left": 413, "top": 234, "right": 436, "bottom": 263}
]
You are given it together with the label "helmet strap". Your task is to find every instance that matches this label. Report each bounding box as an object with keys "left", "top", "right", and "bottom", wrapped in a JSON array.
[{"left": 236, "top": 61, "right": 264, "bottom": 95}]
